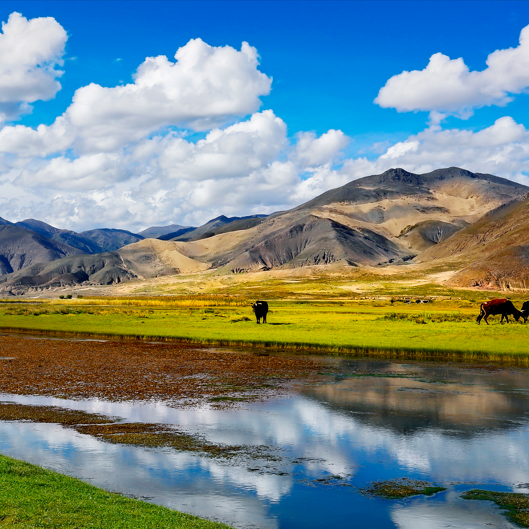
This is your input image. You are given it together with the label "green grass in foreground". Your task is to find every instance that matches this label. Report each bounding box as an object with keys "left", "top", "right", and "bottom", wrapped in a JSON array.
[
  {"left": 462, "top": 489, "right": 529, "bottom": 527},
  {"left": 1, "top": 300, "right": 529, "bottom": 362},
  {"left": 0, "top": 454, "right": 232, "bottom": 529}
]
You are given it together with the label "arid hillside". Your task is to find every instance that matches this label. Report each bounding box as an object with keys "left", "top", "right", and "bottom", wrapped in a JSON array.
[
  {"left": 170, "top": 167, "right": 528, "bottom": 272},
  {"left": 419, "top": 197, "right": 529, "bottom": 290},
  {"left": 1, "top": 167, "right": 527, "bottom": 294}
]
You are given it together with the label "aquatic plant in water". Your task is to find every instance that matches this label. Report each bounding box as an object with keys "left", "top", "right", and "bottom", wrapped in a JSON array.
[
  {"left": 361, "top": 478, "right": 446, "bottom": 499},
  {"left": 462, "top": 489, "right": 529, "bottom": 527}
]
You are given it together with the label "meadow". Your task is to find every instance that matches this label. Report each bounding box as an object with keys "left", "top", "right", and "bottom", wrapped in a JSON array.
[
  {"left": 1, "top": 292, "right": 528, "bottom": 363},
  {"left": 0, "top": 454, "right": 232, "bottom": 528},
  {"left": 2, "top": 285, "right": 529, "bottom": 528}
]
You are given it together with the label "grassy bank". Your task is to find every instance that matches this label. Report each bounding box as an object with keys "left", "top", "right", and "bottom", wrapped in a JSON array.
[
  {"left": 0, "top": 454, "right": 232, "bottom": 528},
  {"left": 0, "top": 299, "right": 528, "bottom": 363}
]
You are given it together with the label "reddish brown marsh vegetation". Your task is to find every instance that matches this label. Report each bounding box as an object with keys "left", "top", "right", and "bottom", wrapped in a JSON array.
[{"left": 0, "top": 336, "right": 322, "bottom": 405}]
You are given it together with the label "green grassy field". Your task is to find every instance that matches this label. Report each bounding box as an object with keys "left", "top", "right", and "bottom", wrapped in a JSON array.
[
  {"left": 0, "top": 454, "right": 232, "bottom": 528},
  {"left": 1, "top": 297, "right": 529, "bottom": 363},
  {"left": 0, "top": 291, "right": 527, "bottom": 527}
]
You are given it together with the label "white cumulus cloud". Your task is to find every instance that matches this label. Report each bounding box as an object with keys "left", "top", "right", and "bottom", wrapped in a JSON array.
[
  {"left": 7, "top": 116, "right": 529, "bottom": 231},
  {"left": 0, "top": 38, "right": 273, "bottom": 156},
  {"left": 0, "top": 12, "right": 67, "bottom": 120},
  {"left": 157, "top": 110, "right": 287, "bottom": 181},
  {"left": 375, "top": 24, "right": 529, "bottom": 118},
  {"left": 342, "top": 116, "right": 529, "bottom": 183},
  {"left": 66, "top": 38, "right": 272, "bottom": 153},
  {"left": 0, "top": 117, "right": 71, "bottom": 157},
  {"left": 293, "top": 129, "right": 349, "bottom": 167},
  {"left": 15, "top": 152, "right": 132, "bottom": 191}
]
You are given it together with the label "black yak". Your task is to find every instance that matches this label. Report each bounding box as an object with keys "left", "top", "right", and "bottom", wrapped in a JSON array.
[
  {"left": 520, "top": 301, "right": 529, "bottom": 323},
  {"left": 252, "top": 300, "right": 268, "bottom": 324}
]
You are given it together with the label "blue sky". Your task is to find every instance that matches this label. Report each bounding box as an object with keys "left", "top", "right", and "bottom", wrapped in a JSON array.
[
  {"left": 7, "top": 1, "right": 529, "bottom": 140},
  {"left": 0, "top": 1, "right": 528, "bottom": 230}
]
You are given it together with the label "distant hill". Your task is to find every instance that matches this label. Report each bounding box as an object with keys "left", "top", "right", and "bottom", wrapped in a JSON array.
[
  {"left": 2, "top": 167, "right": 528, "bottom": 293},
  {"left": 165, "top": 215, "right": 267, "bottom": 242},
  {"left": 0, "top": 220, "right": 146, "bottom": 279},
  {"left": 0, "top": 252, "right": 138, "bottom": 292},
  {"left": 16, "top": 220, "right": 144, "bottom": 254},
  {"left": 0, "top": 238, "right": 210, "bottom": 294},
  {"left": 78, "top": 228, "right": 144, "bottom": 252},
  {"left": 158, "top": 227, "right": 196, "bottom": 241},
  {"left": 16, "top": 219, "right": 105, "bottom": 254},
  {"left": 138, "top": 224, "right": 192, "bottom": 239},
  {"left": 191, "top": 215, "right": 268, "bottom": 241},
  {"left": 0, "top": 225, "right": 85, "bottom": 275}
]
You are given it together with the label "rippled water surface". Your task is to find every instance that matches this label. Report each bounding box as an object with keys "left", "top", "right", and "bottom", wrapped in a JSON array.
[{"left": 2, "top": 355, "right": 529, "bottom": 528}]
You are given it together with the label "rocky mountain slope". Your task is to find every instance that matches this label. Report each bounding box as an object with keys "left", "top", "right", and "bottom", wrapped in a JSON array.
[
  {"left": 0, "top": 238, "right": 210, "bottom": 294},
  {"left": 419, "top": 197, "right": 529, "bottom": 290},
  {"left": 0, "top": 217, "right": 152, "bottom": 280},
  {"left": 1, "top": 167, "right": 527, "bottom": 293},
  {"left": 0, "top": 225, "right": 86, "bottom": 276},
  {"left": 16, "top": 219, "right": 105, "bottom": 254},
  {"left": 174, "top": 167, "right": 527, "bottom": 272},
  {"left": 78, "top": 228, "right": 144, "bottom": 252}
]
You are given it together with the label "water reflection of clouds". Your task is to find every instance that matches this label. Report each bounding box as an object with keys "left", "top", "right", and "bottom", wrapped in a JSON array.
[
  {"left": 391, "top": 490, "right": 517, "bottom": 529},
  {"left": 0, "top": 421, "right": 280, "bottom": 529},
  {"left": 4, "top": 369, "right": 529, "bottom": 529},
  {"left": 4, "top": 392, "right": 529, "bottom": 486}
]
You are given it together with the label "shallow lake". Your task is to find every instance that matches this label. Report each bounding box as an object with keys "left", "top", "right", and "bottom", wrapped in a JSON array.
[{"left": 2, "top": 351, "right": 529, "bottom": 528}]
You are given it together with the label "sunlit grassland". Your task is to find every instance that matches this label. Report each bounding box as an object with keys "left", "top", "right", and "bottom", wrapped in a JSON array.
[
  {"left": 0, "top": 454, "right": 232, "bottom": 528},
  {"left": 119, "top": 265, "right": 520, "bottom": 303},
  {"left": 1, "top": 294, "right": 529, "bottom": 363}
]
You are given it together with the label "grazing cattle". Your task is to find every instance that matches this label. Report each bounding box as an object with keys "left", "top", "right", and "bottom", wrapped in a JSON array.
[
  {"left": 252, "top": 300, "right": 268, "bottom": 324},
  {"left": 520, "top": 301, "right": 529, "bottom": 323},
  {"left": 476, "top": 299, "right": 522, "bottom": 325}
]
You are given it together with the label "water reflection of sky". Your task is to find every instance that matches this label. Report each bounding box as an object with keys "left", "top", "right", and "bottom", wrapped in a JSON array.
[{"left": 2, "top": 358, "right": 529, "bottom": 528}]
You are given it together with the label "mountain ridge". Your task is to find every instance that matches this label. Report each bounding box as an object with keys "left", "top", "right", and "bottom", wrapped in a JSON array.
[{"left": 1, "top": 167, "right": 527, "bottom": 294}]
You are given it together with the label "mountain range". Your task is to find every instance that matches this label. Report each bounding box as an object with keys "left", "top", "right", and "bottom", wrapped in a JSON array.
[{"left": 1, "top": 167, "right": 528, "bottom": 294}]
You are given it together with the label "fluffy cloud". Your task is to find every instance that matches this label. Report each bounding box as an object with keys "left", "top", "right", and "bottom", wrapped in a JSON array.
[
  {"left": 291, "top": 164, "right": 350, "bottom": 205},
  {"left": 376, "top": 24, "right": 529, "bottom": 118},
  {"left": 156, "top": 110, "right": 287, "bottom": 181},
  {"left": 378, "top": 116, "right": 529, "bottom": 178},
  {"left": 66, "top": 39, "right": 272, "bottom": 153},
  {"left": 341, "top": 116, "right": 529, "bottom": 183},
  {"left": 0, "top": 12, "right": 67, "bottom": 120},
  {"left": 15, "top": 152, "right": 132, "bottom": 191},
  {"left": 5, "top": 116, "right": 529, "bottom": 232},
  {"left": 181, "top": 160, "right": 299, "bottom": 212},
  {"left": 4, "top": 110, "right": 287, "bottom": 193},
  {"left": 0, "top": 117, "right": 71, "bottom": 157},
  {"left": 0, "top": 38, "right": 272, "bottom": 155},
  {"left": 293, "top": 129, "right": 349, "bottom": 167}
]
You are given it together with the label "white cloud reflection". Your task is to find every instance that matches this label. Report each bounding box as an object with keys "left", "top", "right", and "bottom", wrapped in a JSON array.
[{"left": 2, "top": 383, "right": 529, "bottom": 528}]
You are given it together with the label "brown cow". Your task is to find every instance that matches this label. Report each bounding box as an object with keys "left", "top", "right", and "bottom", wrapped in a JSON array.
[{"left": 476, "top": 299, "right": 522, "bottom": 325}]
